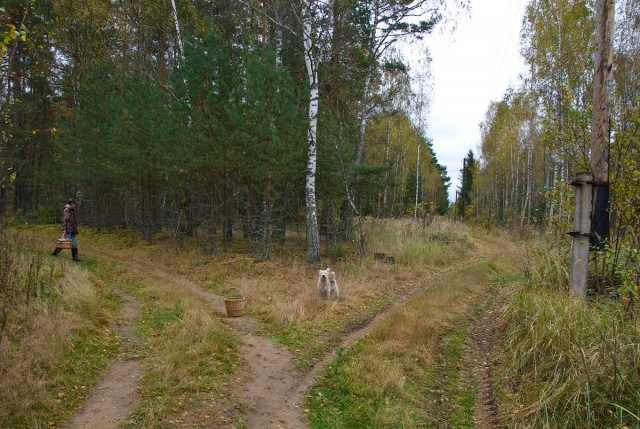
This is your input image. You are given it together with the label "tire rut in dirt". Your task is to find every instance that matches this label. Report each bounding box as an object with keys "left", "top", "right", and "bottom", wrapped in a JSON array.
[
  {"left": 87, "top": 251, "right": 309, "bottom": 428},
  {"left": 66, "top": 295, "right": 144, "bottom": 429},
  {"left": 464, "top": 286, "right": 509, "bottom": 429}
]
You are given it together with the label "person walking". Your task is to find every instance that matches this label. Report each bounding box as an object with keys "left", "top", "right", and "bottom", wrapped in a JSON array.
[{"left": 52, "top": 198, "right": 82, "bottom": 261}]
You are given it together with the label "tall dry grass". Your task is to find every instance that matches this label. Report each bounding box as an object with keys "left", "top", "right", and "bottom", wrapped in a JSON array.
[
  {"left": 365, "top": 217, "right": 472, "bottom": 269},
  {"left": 525, "top": 239, "right": 572, "bottom": 292},
  {"left": 502, "top": 241, "right": 640, "bottom": 428},
  {"left": 0, "top": 232, "right": 117, "bottom": 428}
]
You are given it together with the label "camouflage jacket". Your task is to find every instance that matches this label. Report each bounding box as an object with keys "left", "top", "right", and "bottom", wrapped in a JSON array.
[{"left": 62, "top": 204, "right": 78, "bottom": 235}]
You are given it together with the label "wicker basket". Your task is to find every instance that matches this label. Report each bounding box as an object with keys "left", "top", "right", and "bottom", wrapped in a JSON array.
[
  {"left": 224, "top": 287, "right": 246, "bottom": 317},
  {"left": 56, "top": 238, "right": 73, "bottom": 249}
]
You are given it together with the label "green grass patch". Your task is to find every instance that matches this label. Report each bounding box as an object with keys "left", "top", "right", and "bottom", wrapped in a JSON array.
[
  {"left": 136, "top": 302, "right": 184, "bottom": 337},
  {"left": 308, "top": 326, "right": 476, "bottom": 429},
  {"left": 308, "top": 341, "right": 380, "bottom": 429}
]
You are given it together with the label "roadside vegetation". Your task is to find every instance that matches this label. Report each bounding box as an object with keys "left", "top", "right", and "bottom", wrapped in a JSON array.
[
  {"left": 0, "top": 231, "right": 119, "bottom": 427},
  {"left": 3, "top": 218, "right": 638, "bottom": 429},
  {"left": 307, "top": 233, "right": 523, "bottom": 428},
  {"left": 497, "top": 239, "right": 640, "bottom": 428}
]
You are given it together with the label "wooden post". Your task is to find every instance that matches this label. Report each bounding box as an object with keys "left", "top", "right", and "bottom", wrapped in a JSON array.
[
  {"left": 569, "top": 173, "right": 593, "bottom": 298},
  {"left": 590, "top": 0, "right": 614, "bottom": 248}
]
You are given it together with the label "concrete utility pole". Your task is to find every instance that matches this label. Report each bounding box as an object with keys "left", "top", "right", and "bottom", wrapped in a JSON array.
[
  {"left": 571, "top": 0, "right": 614, "bottom": 298},
  {"left": 590, "top": 0, "right": 615, "bottom": 248},
  {"left": 570, "top": 173, "right": 594, "bottom": 298}
]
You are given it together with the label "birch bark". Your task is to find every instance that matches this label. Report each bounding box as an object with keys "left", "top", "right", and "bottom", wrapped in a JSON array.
[
  {"left": 303, "top": 0, "right": 321, "bottom": 262},
  {"left": 414, "top": 138, "right": 421, "bottom": 219},
  {"left": 170, "top": 0, "right": 184, "bottom": 62},
  {"left": 169, "top": 0, "right": 192, "bottom": 115}
]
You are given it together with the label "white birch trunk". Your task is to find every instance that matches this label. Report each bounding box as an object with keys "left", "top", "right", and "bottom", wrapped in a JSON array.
[
  {"left": 170, "top": 0, "right": 192, "bottom": 117},
  {"left": 414, "top": 139, "right": 421, "bottom": 219},
  {"left": 355, "top": 2, "right": 379, "bottom": 166},
  {"left": 303, "top": 1, "right": 321, "bottom": 262},
  {"left": 521, "top": 140, "right": 532, "bottom": 229},
  {"left": 382, "top": 115, "right": 392, "bottom": 215},
  {"left": 170, "top": 0, "right": 185, "bottom": 62},
  {"left": 355, "top": 70, "right": 373, "bottom": 164},
  {"left": 274, "top": 5, "right": 283, "bottom": 67}
]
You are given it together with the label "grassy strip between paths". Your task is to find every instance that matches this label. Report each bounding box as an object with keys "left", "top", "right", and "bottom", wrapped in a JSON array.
[
  {"left": 84, "top": 255, "right": 244, "bottom": 429},
  {"left": 307, "top": 251, "right": 522, "bottom": 428}
]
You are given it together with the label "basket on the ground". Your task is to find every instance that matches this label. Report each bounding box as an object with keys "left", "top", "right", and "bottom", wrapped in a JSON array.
[
  {"left": 56, "top": 238, "right": 73, "bottom": 249},
  {"left": 224, "top": 287, "right": 246, "bottom": 317}
]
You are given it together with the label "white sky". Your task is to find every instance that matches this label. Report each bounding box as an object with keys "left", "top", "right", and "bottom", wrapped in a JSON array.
[{"left": 417, "top": 0, "right": 528, "bottom": 202}]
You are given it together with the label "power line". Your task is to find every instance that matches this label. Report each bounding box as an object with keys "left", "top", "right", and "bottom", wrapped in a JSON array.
[
  {"left": 491, "top": 0, "right": 516, "bottom": 76},
  {"left": 495, "top": 0, "right": 527, "bottom": 87}
]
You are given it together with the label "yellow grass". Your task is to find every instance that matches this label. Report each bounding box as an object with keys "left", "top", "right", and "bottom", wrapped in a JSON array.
[{"left": 0, "top": 256, "right": 118, "bottom": 428}]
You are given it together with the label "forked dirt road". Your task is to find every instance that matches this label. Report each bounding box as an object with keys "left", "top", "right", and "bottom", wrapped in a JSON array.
[{"left": 62, "top": 236, "right": 516, "bottom": 429}]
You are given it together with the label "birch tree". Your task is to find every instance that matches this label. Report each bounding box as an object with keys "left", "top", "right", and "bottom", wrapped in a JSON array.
[
  {"left": 303, "top": 0, "right": 321, "bottom": 262},
  {"left": 354, "top": 0, "right": 465, "bottom": 166},
  {"left": 521, "top": 0, "right": 595, "bottom": 225}
]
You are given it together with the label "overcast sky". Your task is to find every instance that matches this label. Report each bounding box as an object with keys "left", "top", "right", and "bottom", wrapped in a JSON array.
[{"left": 417, "top": 0, "right": 528, "bottom": 202}]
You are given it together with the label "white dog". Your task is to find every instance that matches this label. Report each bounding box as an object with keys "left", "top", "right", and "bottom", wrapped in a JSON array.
[{"left": 317, "top": 267, "right": 339, "bottom": 300}]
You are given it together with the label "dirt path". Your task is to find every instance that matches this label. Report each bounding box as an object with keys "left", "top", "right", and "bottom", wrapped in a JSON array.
[
  {"left": 462, "top": 284, "right": 508, "bottom": 429},
  {"left": 66, "top": 294, "right": 144, "bottom": 429},
  {"left": 65, "top": 235, "right": 513, "bottom": 429},
  {"left": 103, "top": 257, "right": 310, "bottom": 428}
]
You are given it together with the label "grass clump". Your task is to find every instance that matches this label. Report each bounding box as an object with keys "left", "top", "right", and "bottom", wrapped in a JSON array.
[
  {"left": 366, "top": 217, "right": 472, "bottom": 268},
  {"left": 501, "top": 241, "right": 640, "bottom": 428}
]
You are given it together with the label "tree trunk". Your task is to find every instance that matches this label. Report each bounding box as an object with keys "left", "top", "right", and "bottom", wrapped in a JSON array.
[
  {"left": 414, "top": 138, "right": 421, "bottom": 219},
  {"left": 262, "top": 172, "right": 273, "bottom": 259},
  {"left": 303, "top": 0, "right": 321, "bottom": 262},
  {"left": 590, "top": 0, "right": 614, "bottom": 248},
  {"left": 170, "top": 0, "right": 185, "bottom": 60},
  {"left": 381, "top": 114, "right": 392, "bottom": 217},
  {"left": 209, "top": 171, "right": 217, "bottom": 254}
]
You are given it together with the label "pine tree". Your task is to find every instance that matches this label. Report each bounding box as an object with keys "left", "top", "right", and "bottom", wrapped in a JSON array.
[{"left": 457, "top": 150, "right": 475, "bottom": 219}]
